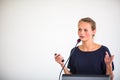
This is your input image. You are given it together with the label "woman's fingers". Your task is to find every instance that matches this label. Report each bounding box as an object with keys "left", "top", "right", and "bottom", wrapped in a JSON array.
[
  {"left": 54, "top": 53, "right": 64, "bottom": 63},
  {"left": 111, "top": 55, "right": 114, "bottom": 62},
  {"left": 104, "top": 51, "right": 114, "bottom": 64}
]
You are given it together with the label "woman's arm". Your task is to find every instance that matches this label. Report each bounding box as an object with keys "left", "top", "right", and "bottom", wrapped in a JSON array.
[
  {"left": 104, "top": 52, "right": 114, "bottom": 80},
  {"left": 106, "top": 64, "right": 114, "bottom": 80},
  {"left": 60, "top": 63, "right": 72, "bottom": 74},
  {"left": 55, "top": 54, "right": 72, "bottom": 74}
]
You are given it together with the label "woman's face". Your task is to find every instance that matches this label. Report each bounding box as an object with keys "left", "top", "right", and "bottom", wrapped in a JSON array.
[{"left": 78, "top": 21, "right": 96, "bottom": 41}]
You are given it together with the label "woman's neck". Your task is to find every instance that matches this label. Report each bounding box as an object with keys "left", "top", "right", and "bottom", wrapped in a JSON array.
[{"left": 80, "top": 40, "right": 99, "bottom": 51}]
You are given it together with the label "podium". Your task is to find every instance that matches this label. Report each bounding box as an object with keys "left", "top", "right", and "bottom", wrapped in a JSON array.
[{"left": 62, "top": 74, "right": 110, "bottom": 80}]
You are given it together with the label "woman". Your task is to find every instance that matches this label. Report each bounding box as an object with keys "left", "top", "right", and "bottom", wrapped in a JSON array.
[{"left": 55, "top": 17, "right": 114, "bottom": 80}]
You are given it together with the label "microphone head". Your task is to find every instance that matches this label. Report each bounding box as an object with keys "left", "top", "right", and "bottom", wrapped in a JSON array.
[{"left": 77, "top": 39, "right": 81, "bottom": 43}]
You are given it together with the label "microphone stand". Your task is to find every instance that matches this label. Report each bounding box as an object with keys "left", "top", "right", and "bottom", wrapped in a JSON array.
[{"left": 58, "top": 39, "right": 81, "bottom": 80}]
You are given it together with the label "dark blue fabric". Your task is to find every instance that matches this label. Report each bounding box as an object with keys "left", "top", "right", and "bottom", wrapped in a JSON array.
[{"left": 67, "top": 45, "right": 114, "bottom": 74}]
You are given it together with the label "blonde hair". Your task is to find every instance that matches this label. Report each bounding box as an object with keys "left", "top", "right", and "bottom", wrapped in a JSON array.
[{"left": 78, "top": 17, "right": 96, "bottom": 31}]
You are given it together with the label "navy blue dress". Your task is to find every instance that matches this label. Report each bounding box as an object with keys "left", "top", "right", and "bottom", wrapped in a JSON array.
[{"left": 67, "top": 45, "right": 114, "bottom": 74}]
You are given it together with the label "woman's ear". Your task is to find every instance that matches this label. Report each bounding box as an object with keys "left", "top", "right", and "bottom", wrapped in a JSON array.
[{"left": 92, "top": 29, "right": 96, "bottom": 37}]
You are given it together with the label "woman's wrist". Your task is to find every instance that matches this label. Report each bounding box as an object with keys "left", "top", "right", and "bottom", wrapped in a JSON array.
[
  {"left": 106, "top": 63, "right": 112, "bottom": 68},
  {"left": 60, "top": 62, "right": 64, "bottom": 67},
  {"left": 106, "top": 63, "right": 113, "bottom": 75}
]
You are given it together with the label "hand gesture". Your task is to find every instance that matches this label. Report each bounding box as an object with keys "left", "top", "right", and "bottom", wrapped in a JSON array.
[{"left": 104, "top": 51, "right": 114, "bottom": 65}]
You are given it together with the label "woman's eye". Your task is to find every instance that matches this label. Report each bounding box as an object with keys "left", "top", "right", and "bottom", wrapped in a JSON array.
[{"left": 78, "top": 29, "right": 82, "bottom": 31}]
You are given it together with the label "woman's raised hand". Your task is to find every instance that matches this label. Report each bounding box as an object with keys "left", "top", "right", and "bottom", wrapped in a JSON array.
[{"left": 104, "top": 51, "right": 114, "bottom": 65}]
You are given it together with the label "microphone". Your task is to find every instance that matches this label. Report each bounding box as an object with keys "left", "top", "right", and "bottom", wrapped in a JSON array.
[{"left": 58, "top": 39, "right": 81, "bottom": 80}]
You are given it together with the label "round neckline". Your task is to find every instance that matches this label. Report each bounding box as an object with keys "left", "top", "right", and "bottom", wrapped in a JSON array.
[{"left": 77, "top": 45, "right": 103, "bottom": 53}]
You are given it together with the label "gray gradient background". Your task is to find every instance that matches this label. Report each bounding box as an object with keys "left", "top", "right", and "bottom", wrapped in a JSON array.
[{"left": 0, "top": 0, "right": 120, "bottom": 80}]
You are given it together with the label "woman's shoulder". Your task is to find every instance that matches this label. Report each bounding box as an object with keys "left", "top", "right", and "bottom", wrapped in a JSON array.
[{"left": 100, "top": 45, "right": 109, "bottom": 50}]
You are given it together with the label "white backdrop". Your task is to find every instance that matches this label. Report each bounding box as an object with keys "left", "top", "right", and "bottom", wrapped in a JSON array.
[{"left": 0, "top": 0, "right": 120, "bottom": 80}]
